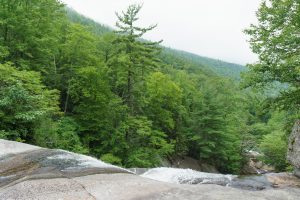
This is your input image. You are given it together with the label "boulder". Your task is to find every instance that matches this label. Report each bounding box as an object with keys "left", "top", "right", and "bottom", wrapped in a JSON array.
[
  {"left": 287, "top": 120, "right": 300, "bottom": 177},
  {"left": 266, "top": 173, "right": 300, "bottom": 188},
  {"left": 241, "top": 159, "right": 260, "bottom": 174},
  {"left": 295, "top": 168, "right": 300, "bottom": 177},
  {"left": 241, "top": 151, "right": 275, "bottom": 175}
]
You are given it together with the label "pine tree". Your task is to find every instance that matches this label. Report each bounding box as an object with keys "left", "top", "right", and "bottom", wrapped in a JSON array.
[{"left": 109, "top": 4, "right": 162, "bottom": 113}]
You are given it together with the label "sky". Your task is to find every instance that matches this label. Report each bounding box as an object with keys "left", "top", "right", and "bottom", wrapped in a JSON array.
[{"left": 61, "top": 0, "right": 262, "bottom": 65}]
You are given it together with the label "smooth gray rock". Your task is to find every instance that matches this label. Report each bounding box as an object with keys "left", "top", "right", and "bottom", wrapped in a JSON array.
[
  {"left": 287, "top": 120, "right": 300, "bottom": 177},
  {"left": 1, "top": 139, "right": 300, "bottom": 200},
  {"left": 295, "top": 168, "right": 300, "bottom": 178},
  {"left": 0, "top": 139, "right": 40, "bottom": 156},
  {"left": 0, "top": 141, "right": 130, "bottom": 188},
  {"left": 1, "top": 173, "right": 300, "bottom": 200}
]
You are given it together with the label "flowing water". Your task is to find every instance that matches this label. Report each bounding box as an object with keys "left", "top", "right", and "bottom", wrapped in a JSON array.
[{"left": 138, "top": 167, "right": 300, "bottom": 191}]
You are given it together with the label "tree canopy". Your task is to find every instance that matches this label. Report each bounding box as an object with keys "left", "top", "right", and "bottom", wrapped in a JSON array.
[
  {"left": 0, "top": 0, "right": 293, "bottom": 174},
  {"left": 244, "top": 0, "right": 300, "bottom": 111}
]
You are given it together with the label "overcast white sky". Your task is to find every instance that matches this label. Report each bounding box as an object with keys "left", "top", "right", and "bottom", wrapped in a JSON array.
[{"left": 61, "top": 0, "right": 262, "bottom": 65}]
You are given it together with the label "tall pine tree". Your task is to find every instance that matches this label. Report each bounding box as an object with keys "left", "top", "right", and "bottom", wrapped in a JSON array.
[{"left": 109, "top": 4, "right": 162, "bottom": 113}]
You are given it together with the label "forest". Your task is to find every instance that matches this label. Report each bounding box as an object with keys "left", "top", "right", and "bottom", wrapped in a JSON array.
[{"left": 0, "top": 0, "right": 299, "bottom": 174}]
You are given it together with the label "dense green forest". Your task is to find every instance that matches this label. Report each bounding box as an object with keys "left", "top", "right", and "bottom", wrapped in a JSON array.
[{"left": 0, "top": 0, "right": 298, "bottom": 174}]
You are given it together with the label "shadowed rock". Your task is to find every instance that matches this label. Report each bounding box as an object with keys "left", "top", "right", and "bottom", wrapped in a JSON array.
[{"left": 287, "top": 120, "right": 300, "bottom": 177}]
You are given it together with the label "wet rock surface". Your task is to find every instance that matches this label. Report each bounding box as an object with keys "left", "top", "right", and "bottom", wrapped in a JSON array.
[
  {"left": 0, "top": 148, "right": 129, "bottom": 188},
  {"left": 229, "top": 173, "right": 300, "bottom": 191},
  {"left": 1, "top": 140, "right": 300, "bottom": 200},
  {"left": 229, "top": 175, "right": 272, "bottom": 190}
]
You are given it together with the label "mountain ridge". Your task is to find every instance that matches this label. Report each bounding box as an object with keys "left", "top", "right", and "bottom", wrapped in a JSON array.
[{"left": 65, "top": 7, "right": 246, "bottom": 80}]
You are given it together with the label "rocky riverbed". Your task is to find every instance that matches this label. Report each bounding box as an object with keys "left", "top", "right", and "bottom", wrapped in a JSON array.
[{"left": 1, "top": 139, "right": 300, "bottom": 200}]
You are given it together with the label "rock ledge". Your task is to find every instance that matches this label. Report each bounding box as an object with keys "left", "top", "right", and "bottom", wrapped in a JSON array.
[{"left": 287, "top": 120, "right": 300, "bottom": 177}]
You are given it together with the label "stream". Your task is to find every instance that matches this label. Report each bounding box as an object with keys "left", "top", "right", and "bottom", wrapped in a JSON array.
[{"left": 132, "top": 167, "right": 300, "bottom": 191}]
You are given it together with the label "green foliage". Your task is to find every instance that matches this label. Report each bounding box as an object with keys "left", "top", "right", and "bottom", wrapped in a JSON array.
[
  {"left": 144, "top": 72, "right": 187, "bottom": 155},
  {"left": 186, "top": 78, "right": 244, "bottom": 173},
  {"left": 108, "top": 4, "right": 162, "bottom": 112},
  {"left": 67, "top": 7, "right": 246, "bottom": 81},
  {"left": 244, "top": 0, "right": 300, "bottom": 111},
  {"left": 164, "top": 49, "right": 246, "bottom": 80},
  {"left": 0, "top": 0, "right": 66, "bottom": 71},
  {"left": 69, "top": 65, "right": 125, "bottom": 156},
  {"left": 260, "top": 131, "right": 288, "bottom": 172},
  {"left": 0, "top": 130, "right": 7, "bottom": 139},
  {"left": 0, "top": 63, "right": 60, "bottom": 141},
  {"left": 100, "top": 153, "right": 122, "bottom": 166},
  {"left": 252, "top": 111, "right": 290, "bottom": 171},
  {"left": 119, "top": 116, "right": 174, "bottom": 167},
  {"left": 57, "top": 23, "right": 101, "bottom": 112},
  {"left": 243, "top": 0, "right": 299, "bottom": 171},
  {"left": 1, "top": 1, "right": 290, "bottom": 175},
  {"left": 33, "top": 118, "right": 58, "bottom": 148},
  {"left": 126, "top": 148, "right": 160, "bottom": 168},
  {"left": 34, "top": 117, "right": 87, "bottom": 154},
  {"left": 145, "top": 72, "right": 183, "bottom": 132},
  {"left": 65, "top": 7, "right": 112, "bottom": 35}
]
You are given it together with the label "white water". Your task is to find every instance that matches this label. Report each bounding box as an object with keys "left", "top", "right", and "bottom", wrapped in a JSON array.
[
  {"left": 47, "top": 150, "right": 126, "bottom": 171},
  {"left": 141, "top": 167, "right": 237, "bottom": 185}
]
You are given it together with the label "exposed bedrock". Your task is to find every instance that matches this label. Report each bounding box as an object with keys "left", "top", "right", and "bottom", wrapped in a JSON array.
[
  {"left": 287, "top": 120, "right": 300, "bottom": 177},
  {"left": 1, "top": 139, "right": 300, "bottom": 200}
]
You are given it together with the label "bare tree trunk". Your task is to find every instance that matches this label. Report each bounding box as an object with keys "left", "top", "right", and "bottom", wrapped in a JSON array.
[
  {"left": 127, "top": 68, "right": 133, "bottom": 114},
  {"left": 53, "top": 55, "right": 57, "bottom": 86},
  {"left": 64, "top": 81, "right": 70, "bottom": 114}
]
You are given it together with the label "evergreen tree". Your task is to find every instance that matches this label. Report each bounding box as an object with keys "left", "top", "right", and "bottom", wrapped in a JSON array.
[
  {"left": 109, "top": 4, "right": 162, "bottom": 113},
  {"left": 187, "top": 78, "right": 243, "bottom": 173}
]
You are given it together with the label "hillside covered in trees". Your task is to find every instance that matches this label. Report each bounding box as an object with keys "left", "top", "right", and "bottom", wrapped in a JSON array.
[
  {"left": 66, "top": 8, "right": 246, "bottom": 80},
  {"left": 0, "top": 0, "right": 297, "bottom": 174}
]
